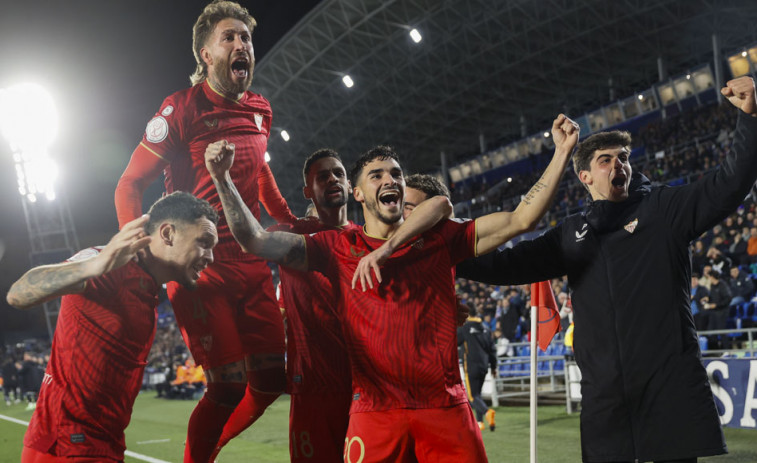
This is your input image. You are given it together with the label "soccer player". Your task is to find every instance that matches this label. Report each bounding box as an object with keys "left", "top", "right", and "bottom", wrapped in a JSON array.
[
  {"left": 455, "top": 77, "right": 757, "bottom": 462},
  {"left": 113, "top": 2, "right": 293, "bottom": 460},
  {"left": 7, "top": 192, "right": 218, "bottom": 463},
  {"left": 204, "top": 113, "right": 579, "bottom": 462},
  {"left": 403, "top": 173, "right": 452, "bottom": 220}
]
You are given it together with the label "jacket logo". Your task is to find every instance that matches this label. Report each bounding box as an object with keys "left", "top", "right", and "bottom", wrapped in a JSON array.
[
  {"left": 624, "top": 218, "right": 639, "bottom": 234},
  {"left": 254, "top": 113, "right": 264, "bottom": 131},
  {"left": 350, "top": 246, "right": 366, "bottom": 258},
  {"left": 575, "top": 230, "right": 588, "bottom": 241},
  {"left": 204, "top": 119, "right": 218, "bottom": 129}
]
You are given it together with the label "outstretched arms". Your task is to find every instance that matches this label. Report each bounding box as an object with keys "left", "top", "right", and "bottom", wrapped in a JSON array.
[
  {"left": 7, "top": 216, "right": 152, "bottom": 309},
  {"left": 205, "top": 140, "right": 308, "bottom": 271},
  {"left": 474, "top": 114, "right": 578, "bottom": 255}
]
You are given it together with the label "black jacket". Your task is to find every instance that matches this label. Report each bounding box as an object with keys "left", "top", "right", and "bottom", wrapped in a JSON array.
[
  {"left": 457, "top": 111, "right": 757, "bottom": 462},
  {"left": 457, "top": 317, "right": 497, "bottom": 377}
]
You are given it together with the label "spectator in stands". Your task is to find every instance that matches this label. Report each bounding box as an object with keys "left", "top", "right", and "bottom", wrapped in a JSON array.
[
  {"left": 691, "top": 240, "right": 707, "bottom": 273},
  {"left": 706, "top": 245, "right": 732, "bottom": 275},
  {"left": 748, "top": 226, "right": 757, "bottom": 263},
  {"left": 704, "top": 268, "right": 733, "bottom": 350},
  {"left": 691, "top": 273, "right": 710, "bottom": 331},
  {"left": 454, "top": 76, "right": 756, "bottom": 462},
  {"left": 729, "top": 231, "right": 749, "bottom": 266},
  {"left": 728, "top": 266, "right": 754, "bottom": 306}
]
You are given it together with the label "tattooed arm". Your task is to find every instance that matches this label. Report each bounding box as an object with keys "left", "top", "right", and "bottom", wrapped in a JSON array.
[
  {"left": 474, "top": 114, "right": 578, "bottom": 255},
  {"left": 7, "top": 215, "right": 152, "bottom": 309},
  {"left": 205, "top": 140, "right": 308, "bottom": 271}
]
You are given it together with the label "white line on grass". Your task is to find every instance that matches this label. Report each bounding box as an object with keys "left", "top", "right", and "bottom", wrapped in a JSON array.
[
  {"left": 0, "top": 413, "right": 171, "bottom": 463},
  {"left": 136, "top": 438, "right": 171, "bottom": 445}
]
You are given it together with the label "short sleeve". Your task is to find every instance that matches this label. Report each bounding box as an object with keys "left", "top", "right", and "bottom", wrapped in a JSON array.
[
  {"left": 303, "top": 230, "right": 339, "bottom": 273},
  {"left": 435, "top": 219, "right": 477, "bottom": 265}
]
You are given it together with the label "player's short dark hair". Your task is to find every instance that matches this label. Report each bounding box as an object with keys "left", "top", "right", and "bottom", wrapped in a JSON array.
[
  {"left": 573, "top": 130, "right": 632, "bottom": 177},
  {"left": 144, "top": 192, "right": 219, "bottom": 235},
  {"left": 349, "top": 145, "right": 402, "bottom": 185},
  {"left": 405, "top": 174, "right": 450, "bottom": 200},
  {"left": 190, "top": 1, "right": 257, "bottom": 86},
  {"left": 302, "top": 148, "right": 342, "bottom": 184}
]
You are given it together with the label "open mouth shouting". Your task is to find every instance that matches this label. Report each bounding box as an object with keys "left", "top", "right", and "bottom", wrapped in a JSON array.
[
  {"left": 231, "top": 55, "right": 250, "bottom": 80},
  {"left": 378, "top": 188, "right": 401, "bottom": 209}
]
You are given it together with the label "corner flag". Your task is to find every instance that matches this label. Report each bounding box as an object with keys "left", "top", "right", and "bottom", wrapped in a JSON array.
[{"left": 530, "top": 281, "right": 561, "bottom": 352}]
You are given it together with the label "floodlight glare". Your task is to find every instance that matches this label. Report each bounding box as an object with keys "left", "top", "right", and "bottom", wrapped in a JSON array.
[
  {"left": 637, "top": 94, "right": 644, "bottom": 101},
  {"left": 409, "top": 28, "right": 422, "bottom": 43},
  {"left": 507, "top": 177, "right": 512, "bottom": 183},
  {"left": 686, "top": 74, "right": 691, "bottom": 80},
  {"left": 742, "top": 51, "right": 748, "bottom": 57},
  {"left": 0, "top": 83, "right": 59, "bottom": 202},
  {"left": 342, "top": 75, "right": 354, "bottom": 88},
  {"left": 543, "top": 131, "right": 550, "bottom": 138},
  {"left": 264, "top": 151, "right": 271, "bottom": 163},
  {"left": 281, "top": 130, "right": 290, "bottom": 142}
]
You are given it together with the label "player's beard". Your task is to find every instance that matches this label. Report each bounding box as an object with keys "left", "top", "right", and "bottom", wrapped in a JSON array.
[
  {"left": 209, "top": 56, "right": 253, "bottom": 96},
  {"left": 320, "top": 190, "right": 348, "bottom": 209},
  {"left": 364, "top": 195, "right": 402, "bottom": 225}
]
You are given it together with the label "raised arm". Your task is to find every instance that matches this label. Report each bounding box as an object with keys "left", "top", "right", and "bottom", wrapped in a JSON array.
[
  {"left": 205, "top": 140, "right": 308, "bottom": 271},
  {"left": 115, "top": 144, "right": 168, "bottom": 229},
  {"left": 258, "top": 162, "right": 297, "bottom": 224},
  {"left": 7, "top": 216, "right": 152, "bottom": 309},
  {"left": 351, "top": 195, "right": 452, "bottom": 290},
  {"left": 474, "top": 114, "right": 578, "bottom": 255}
]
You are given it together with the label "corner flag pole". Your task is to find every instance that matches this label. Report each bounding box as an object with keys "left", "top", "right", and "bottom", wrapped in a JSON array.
[{"left": 530, "top": 301, "right": 538, "bottom": 463}]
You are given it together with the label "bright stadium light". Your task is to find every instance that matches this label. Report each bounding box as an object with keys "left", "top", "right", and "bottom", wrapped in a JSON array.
[
  {"left": 264, "top": 151, "right": 271, "bottom": 163},
  {"left": 543, "top": 131, "right": 550, "bottom": 138},
  {"left": 742, "top": 51, "right": 748, "bottom": 57},
  {"left": 0, "top": 83, "right": 59, "bottom": 202},
  {"left": 342, "top": 75, "right": 354, "bottom": 88},
  {"left": 280, "top": 130, "right": 290, "bottom": 142},
  {"left": 409, "top": 28, "right": 422, "bottom": 43},
  {"left": 638, "top": 94, "right": 644, "bottom": 101}
]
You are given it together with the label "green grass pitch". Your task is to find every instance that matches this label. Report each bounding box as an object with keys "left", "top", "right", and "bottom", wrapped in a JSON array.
[{"left": 0, "top": 393, "right": 755, "bottom": 462}]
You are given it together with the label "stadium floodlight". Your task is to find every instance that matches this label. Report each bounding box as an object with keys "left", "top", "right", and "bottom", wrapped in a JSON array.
[
  {"left": 637, "top": 94, "right": 644, "bottom": 101},
  {"left": 742, "top": 51, "right": 748, "bottom": 57},
  {"left": 280, "top": 130, "right": 290, "bottom": 142},
  {"left": 264, "top": 151, "right": 271, "bottom": 163},
  {"left": 409, "top": 28, "right": 422, "bottom": 43},
  {"left": 0, "top": 83, "right": 59, "bottom": 202},
  {"left": 686, "top": 74, "right": 692, "bottom": 80},
  {"left": 342, "top": 75, "right": 354, "bottom": 88},
  {"left": 543, "top": 131, "right": 550, "bottom": 138}
]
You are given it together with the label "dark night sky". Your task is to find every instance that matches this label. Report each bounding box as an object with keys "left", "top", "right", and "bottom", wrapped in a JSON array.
[{"left": 0, "top": 1, "right": 319, "bottom": 340}]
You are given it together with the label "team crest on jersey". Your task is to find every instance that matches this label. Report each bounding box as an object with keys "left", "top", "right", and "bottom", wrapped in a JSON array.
[
  {"left": 624, "top": 218, "right": 639, "bottom": 234},
  {"left": 254, "top": 113, "right": 263, "bottom": 131},
  {"left": 350, "top": 246, "right": 366, "bottom": 258},
  {"left": 411, "top": 238, "right": 425, "bottom": 250},
  {"left": 200, "top": 335, "right": 213, "bottom": 352},
  {"left": 161, "top": 105, "right": 174, "bottom": 116},
  {"left": 146, "top": 116, "right": 168, "bottom": 143},
  {"left": 203, "top": 119, "right": 218, "bottom": 130}
]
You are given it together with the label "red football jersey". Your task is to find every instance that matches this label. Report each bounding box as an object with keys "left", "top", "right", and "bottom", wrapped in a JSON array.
[
  {"left": 139, "top": 80, "right": 273, "bottom": 260},
  {"left": 304, "top": 219, "right": 477, "bottom": 413},
  {"left": 24, "top": 248, "right": 159, "bottom": 459},
  {"left": 271, "top": 218, "right": 360, "bottom": 395}
]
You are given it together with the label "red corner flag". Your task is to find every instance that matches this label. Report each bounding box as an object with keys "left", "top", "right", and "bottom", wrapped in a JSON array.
[{"left": 530, "top": 281, "right": 561, "bottom": 352}]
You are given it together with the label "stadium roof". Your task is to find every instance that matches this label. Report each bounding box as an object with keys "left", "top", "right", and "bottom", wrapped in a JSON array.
[{"left": 252, "top": 0, "right": 757, "bottom": 214}]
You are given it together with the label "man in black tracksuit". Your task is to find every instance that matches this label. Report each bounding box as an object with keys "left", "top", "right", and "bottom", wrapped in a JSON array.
[
  {"left": 457, "top": 303, "right": 498, "bottom": 431},
  {"left": 457, "top": 77, "right": 757, "bottom": 462}
]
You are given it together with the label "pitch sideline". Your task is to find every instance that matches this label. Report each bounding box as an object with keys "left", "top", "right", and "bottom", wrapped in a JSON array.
[{"left": 0, "top": 414, "right": 171, "bottom": 463}]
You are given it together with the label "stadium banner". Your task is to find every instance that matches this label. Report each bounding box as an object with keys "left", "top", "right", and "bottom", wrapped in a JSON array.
[{"left": 704, "top": 359, "right": 757, "bottom": 429}]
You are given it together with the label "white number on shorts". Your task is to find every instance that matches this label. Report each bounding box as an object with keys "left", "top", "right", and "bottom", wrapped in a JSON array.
[{"left": 343, "top": 436, "right": 365, "bottom": 463}]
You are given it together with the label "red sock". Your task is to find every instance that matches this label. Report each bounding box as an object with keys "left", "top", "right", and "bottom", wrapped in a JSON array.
[
  {"left": 210, "top": 368, "right": 285, "bottom": 460},
  {"left": 183, "top": 382, "right": 246, "bottom": 463}
]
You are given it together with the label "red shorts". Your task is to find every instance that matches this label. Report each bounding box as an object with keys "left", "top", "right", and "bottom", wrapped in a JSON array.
[
  {"left": 344, "top": 403, "right": 488, "bottom": 463},
  {"left": 289, "top": 392, "right": 351, "bottom": 463},
  {"left": 168, "top": 259, "right": 286, "bottom": 369},
  {"left": 21, "top": 446, "right": 121, "bottom": 463}
]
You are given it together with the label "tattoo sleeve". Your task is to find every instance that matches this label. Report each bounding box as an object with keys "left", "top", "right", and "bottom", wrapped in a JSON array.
[
  {"left": 213, "top": 174, "right": 308, "bottom": 271},
  {"left": 7, "top": 262, "right": 88, "bottom": 310}
]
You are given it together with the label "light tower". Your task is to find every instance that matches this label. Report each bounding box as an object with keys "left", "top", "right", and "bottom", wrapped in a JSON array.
[{"left": 0, "top": 83, "right": 80, "bottom": 341}]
